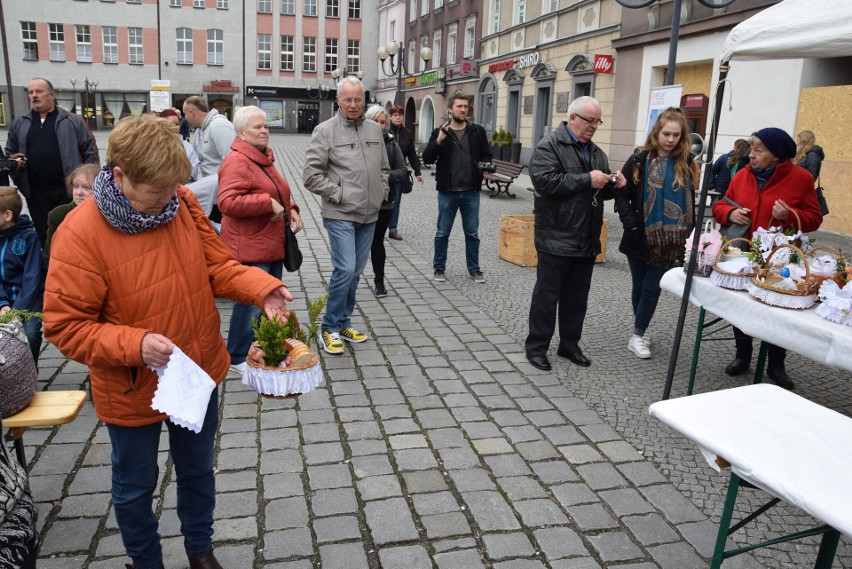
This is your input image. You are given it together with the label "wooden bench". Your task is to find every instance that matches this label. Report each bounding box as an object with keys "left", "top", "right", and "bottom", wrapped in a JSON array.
[
  {"left": 482, "top": 159, "right": 524, "bottom": 198},
  {"left": 415, "top": 143, "right": 431, "bottom": 169},
  {"left": 4, "top": 390, "right": 87, "bottom": 471}
]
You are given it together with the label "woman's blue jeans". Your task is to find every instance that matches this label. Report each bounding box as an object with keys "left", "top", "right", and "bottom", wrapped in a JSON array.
[
  {"left": 227, "top": 260, "right": 283, "bottom": 365},
  {"left": 388, "top": 183, "right": 403, "bottom": 232},
  {"left": 322, "top": 218, "right": 376, "bottom": 333},
  {"left": 106, "top": 388, "right": 219, "bottom": 569},
  {"left": 627, "top": 256, "right": 668, "bottom": 335}
]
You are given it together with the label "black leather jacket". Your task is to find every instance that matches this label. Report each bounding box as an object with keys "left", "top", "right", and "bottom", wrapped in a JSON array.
[
  {"left": 389, "top": 124, "right": 422, "bottom": 176},
  {"left": 422, "top": 122, "right": 491, "bottom": 192},
  {"left": 528, "top": 122, "right": 614, "bottom": 257}
]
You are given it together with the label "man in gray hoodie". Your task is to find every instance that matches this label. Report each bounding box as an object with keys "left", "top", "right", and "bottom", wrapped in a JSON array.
[
  {"left": 183, "top": 96, "right": 236, "bottom": 221},
  {"left": 304, "top": 77, "right": 389, "bottom": 355}
]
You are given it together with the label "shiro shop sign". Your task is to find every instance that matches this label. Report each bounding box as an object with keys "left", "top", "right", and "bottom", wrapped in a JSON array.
[{"left": 517, "top": 52, "right": 540, "bottom": 69}]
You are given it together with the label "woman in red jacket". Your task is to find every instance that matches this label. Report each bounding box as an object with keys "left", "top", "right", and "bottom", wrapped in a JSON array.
[
  {"left": 218, "top": 106, "right": 302, "bottom": 375},
  {"left": 711, "top": 127, "right": 822, "bottom": 389}
]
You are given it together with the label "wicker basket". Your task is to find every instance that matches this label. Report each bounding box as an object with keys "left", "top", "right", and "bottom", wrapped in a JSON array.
[
  {"left": 816, "top": 279, "right": 852, "bottom": 327},
  {"left": 746, "top": 243, "right": 818, "bottom": 309},
  {"left": 242, "top": 338, "right": 323, "bottom": 399},
  {"left": 803, "top": 245, "right": 846, "bottom": 293},
  {"left": 711, "top": 238, "right": 755, "bottom": 290}
]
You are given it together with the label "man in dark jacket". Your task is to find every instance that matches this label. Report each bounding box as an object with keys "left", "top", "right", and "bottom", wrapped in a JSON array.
[
  {"left": 5, "top": 77, "right": 99, "bottom": 246},
  {"left": 525, "top": 96, "right": 625, "bottom": 371},
  {"left": 422, "top": 93, "right": 491, "bottom": 283}
]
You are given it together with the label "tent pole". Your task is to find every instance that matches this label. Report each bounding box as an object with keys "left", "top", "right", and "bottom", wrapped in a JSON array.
[{"left": 662, "top": 61, "right": 730, "bottom": 400}]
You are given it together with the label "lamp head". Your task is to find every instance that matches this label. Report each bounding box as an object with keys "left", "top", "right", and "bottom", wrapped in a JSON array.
[
  {"left": 356, "top": 70, "right": 365, "bottom": 79},
  {"left": 70, "top": 78, "right": 78, "bottom": 87},
  {"left": 420, "top": 47, "right": 433, "bottom": 64},
  {"left": 385, "top": 41, "right": 399, "bottom": 56},
  {"left": 377, "top": 46, "right": 388, "bottom": 61},
  {"left": 331, "top": 68, "right": 342, "bottom": 79}
]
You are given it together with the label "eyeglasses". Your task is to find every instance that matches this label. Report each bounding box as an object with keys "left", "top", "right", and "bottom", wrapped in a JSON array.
[
  {"left": 574, "top": 113, "right": 603, "bottom": 127},
  {"left": 340, "top": 97, "right": 364, "bottom": 105}
]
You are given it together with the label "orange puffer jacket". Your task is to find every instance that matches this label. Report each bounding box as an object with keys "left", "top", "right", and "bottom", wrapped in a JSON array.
[
  {"left": 218, "top": 138, "right": 299, "bottom": 264},
  {"left": 44, "top": 187, "right": 283, "bottom": 427}
]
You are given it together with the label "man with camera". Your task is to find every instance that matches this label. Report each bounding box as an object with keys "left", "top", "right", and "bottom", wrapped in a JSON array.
[
  {"left": 525, "top": 96, "right": 625, "bottom": 371},
  {"left": 422, "top": 93, "right": 492, "bottom": 284}
]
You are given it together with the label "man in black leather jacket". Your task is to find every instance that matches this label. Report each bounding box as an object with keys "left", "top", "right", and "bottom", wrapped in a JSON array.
[{"left": 525, "top": 96, "right": 626, "bottom": 371}]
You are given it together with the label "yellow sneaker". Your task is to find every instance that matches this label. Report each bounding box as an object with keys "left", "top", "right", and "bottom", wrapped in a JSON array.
[
  {"left": 319, "top": 330, "right": 345, "bottom": 355},
  {"left": 339, "top": 327, "right": 368, "bottom": 343}
]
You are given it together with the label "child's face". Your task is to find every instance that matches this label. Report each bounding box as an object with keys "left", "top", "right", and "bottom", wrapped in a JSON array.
[
  {"left": 72, "top": 175, "right": 94, "bottom": 206},
  {"left": 0, "top": 210, "right": 15, "bottom": 231}
]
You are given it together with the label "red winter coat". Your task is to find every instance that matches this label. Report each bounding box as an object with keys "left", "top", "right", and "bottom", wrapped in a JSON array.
[
  {"left": 44, "top": 187, "right": 284, "bottom": 427},
  {"left": 218, "top": 138, "right": 299, "bottom": 264},
  {"left": 712, "top": 160, "right": 822, "bottom": 236}
]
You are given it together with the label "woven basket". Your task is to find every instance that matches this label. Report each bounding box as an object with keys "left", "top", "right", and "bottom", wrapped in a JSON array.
[
  {"left": 803, "top": 245, "right": 846, "bottom": 293},
  {"left": 711, "top": 238, "right": 755, "bottom": 290},
  {"left": 747, "top": 243, "right": 817, "bottom": 309},
  {"left": 242, "top": 337, "right": 323, "bottom": 399}
]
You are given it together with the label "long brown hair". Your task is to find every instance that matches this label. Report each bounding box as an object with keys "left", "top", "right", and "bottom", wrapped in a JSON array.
[
  {"left": 636, "top": 107, "right": 699, "bottom": 190},
  {"left": 792, "top": 130, "right": 816, "bottom": 166},
  {"left": 727, "top": 138, "right": 749, "bottom": 169}
]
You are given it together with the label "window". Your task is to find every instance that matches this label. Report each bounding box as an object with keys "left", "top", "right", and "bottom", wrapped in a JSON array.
[
  {"left": 21, "top": 22, "right": 38, "bottom": 61},
  {"left": 409, "top": 0, "right": 416, "bottom": 21},
  {"left": 420, "top": 0, "right": 428, "bottom": 16},
  {"left": 207, "top": 29, "right": 223, "bottom": 65},
  {"left": 348, "top": 0, "right": 360, "bottom": 19},
  {"left": 346, "top": 39, "right": 360, "bottom": 73},
  {"left": 103, "top": 26, "right": 118, "bottom": 63},
  {"left": 170, "top": 0, "right": 180, "bottom": 6},
  {"left": 513, "top": 0, "right": 525, "bottom": 25},
  {"left": 446, "top": 23, "right": 457, "bottom": 65},
  {"left": 281, "top": 0, "right": 294, "bottom": 13},
  {"left": 419, "top": 35, "right": 428, "bottom": 71},
  {"left": 127, "top": 0, "right": 141, "bottom": 3},
  {"left": 490, "top": 0, "right": 500, "bottom": 33},
  {"left": 435, "top": 0, "right": 442, "bottom": 8},
  {"left": 128, "top": 27, "right": 143, "bottom": 64},
  {"left": 324, "top": 38, "right": 338, "bottom": 74},
  {"left": 464, "top": 17, "right": 475, "bottom": 58},
  {"left": 176, "top": 27, "right": 193, "bottom": 64},
  {"left": 49, "top": 24, "right": 65, "bottom": 62},
  {"left": 542, "top": 0, "right": 557, "bottom": 14},
  {"left": 280, "top": 35, "right": 294, "bottom": 70},
  {"left": 304, "top": 0, "right": 317, "bottom": 16},
  {"left": 76, "top": 25, "right": 92, "bottom": 62},
  {"left": 257, "top": 33, "right": 271, "bottom": 69},
  {"left": 194, "top": 0, "right": 205, "bottom": 6},
  {"left": 218, "top": 0, "right": 229, "bottom": 7},
  {"left": 303, "top": 37, "right": 316, "bottom": 71},
  {"left": 326, "top": 0, "right": 338, "bottom": 17},
  {"left": 258, "top": 0, "right": 271, "bottom": 13},
  {"left": 389, "top": 20, "right": 396, "bottom": 41},
  {"left": 432, "top": 31, "right": 441, "bottom": 72},
  {"left": 407, "top": 40, "right": 415, "bottom": 73}
]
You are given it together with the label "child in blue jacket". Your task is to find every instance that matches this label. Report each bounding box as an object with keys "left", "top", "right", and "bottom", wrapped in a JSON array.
[{"left": 0, "top": 186, "right": 47, "bottom": 363}]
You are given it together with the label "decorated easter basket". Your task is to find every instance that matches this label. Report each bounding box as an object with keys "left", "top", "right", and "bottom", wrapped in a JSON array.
[
  {"left": 816, "top": 279, "right": 852, "bottom": 327},
  {"left": 746, "top": 244, "right": 818, "bottom": 309},
  {"left": 711, "top": 238, "right": 756, "bottom": 290},
  {"left": 242, "top": 310, "right": 325, "bottom": 399},
  {"left": 803, "top": 246, "right": 846, "bottom": 295}
]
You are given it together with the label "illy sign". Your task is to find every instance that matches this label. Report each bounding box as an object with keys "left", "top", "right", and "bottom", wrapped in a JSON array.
[{"left": 594, "top": 54, "right": 613, "bottom": 74}]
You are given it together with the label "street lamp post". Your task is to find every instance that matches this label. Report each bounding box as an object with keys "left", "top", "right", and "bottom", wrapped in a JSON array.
[
  {"left": 306, "top": 83, "right": 331, "bottom": 100},
  {"left": 377, "top": 41, "right": 433, "bottom": 106},
  {"left": 70, "top": 77, "right": 99, "bottom": 130},
  {"left": 331, "top": 67, "right": 365, "bottom": 82}
]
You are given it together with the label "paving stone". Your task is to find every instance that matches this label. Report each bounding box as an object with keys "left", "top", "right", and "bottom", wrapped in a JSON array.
[
  {"left": 56, "top": 493, "right": 111, "bottom": 518},
  {"left": 502, "top": 425, "right": 544, "bottom": 443},
  {"left": 598, "top": 488, "right": 656, "bottom": 517},
  {"left": 484, "top": 454, "right": 533, "bottom": 477},
  {"left": 389, "top": 433, "right": 429, "bottom": 449},
  {"left": 566, "top": 503, "right": 619, "bottom": 531},
  {"left": 534, "top": 526, "right": 589, "bottom": 561},
  {"left": 416, "top": 408, "right": 457, "bottom": 428},
  {"left": 559, "top": 444, "right": 604, "bottom": 465},
  {"left": 357, "top": 474, "right": 403, "bottom": 500},
  {"left": 307, "top": 463, "right": 353, "bottom": 489},
  {"left": 216, "top": 515, "right": 259, "bottom": 540},
  {"left": 462, "top": 490, "right": 522, "bottom": 531},
  {"left": 579, "top": 422, "right": 622, "bottom": 443},
  {"left": 262, "top": 472, "right": 305, "bottom": 499},
  {"left": 530, "top": 461, "right": 578, "bottom": 485},
  {"left": 350, "top": 454, "right": 394, "bottom": 477},
  {"left": 215, "top": 490, "right": 259, "bottom": 518},
  {"left": 394, "top": 448, "right": 439, "bottom": 470},
  {"left": 39, "top": 518, "right": 99, "bottom": 555},
  {"left": 421, "top": 511, "right": 473, "bottom": 539},
  {"left": 428, "top": 428, "right": 468, "bottom": 448},
  {"left": 448, "top": 468, "right": 497, "bottom": 492},
  {"left": 492, "top": 560, "right": 548, "bottom": 569},
  {"left": 638, "top": 484, "right": 707, "bottom": 524},
  {"left": 516, "top": 440, "right": 561, "bottom": 461},
  {"left": 364, "top": 497, "right": 419, "bottom": 544},
  {"left": 482, "top": 532, "right": 536, "bottom": 560},
  {"left": 616, "top": 462, "right": 668, "bottom": 487},
  {"left": 622, "top": 513, "right": 681, "bottom": 546},
  {"left": 263, "top": 527, "right": 315, "bottom": 560},
  {"left": 576, "top": 462, "right": 629, "bottom": 491},
  {"left": 311, "top": 488, "right": 359, "bottom": 516},
  {"left": 217, "top": 447, "right": 259, "bottom": 471},
  {"left": 541, "top": 426, "right": 586, "bottom": 446},
  {"left": 266, "top": 496, "right": 309, "bottom": 529},
  {"left": 378, "top": 545, "right": 433, "bottom": 569},
  {"left": 438, "top": 446, "right": 481, "bottom": 470},
  {"left": 513, "top": 498, "right": 570, "bottom": 527},
  {"left": 432, "top": 537, "right": 479, "bottom": 553},
  {"left": 382, "top": 418, "right": 421, "bottom": 434},
  {"left": 497, "top": 476, "right": 549, "bottom": 500},
  {"left": 260, "top": 449, "right": 303, "bottom": 474},
  {"left": 260, "top": 428, "right": 301, "bottom": 451},
  {"left": 597, "top": 440, "right": 644, "bottom": 463},
  {"left": 301, "top": 422, "right": 341, "bottom": 443},
  {"left": 402, "top": 469, "right": 449, "bottom": 493},
  {"left": 412, "top": 491, "right": 460, "bottom": 516},
  {"left": 434, "top": 548, "right": 487, "bottom": 569},
  {"left": 303, "top": 442, "right": 345, "bottom": 465},
  {"left": 318, "top": 541, "right": 370, "bottom": 569},
  {"left": 260, "top": 409, "right": 298, "bottom": 430},
  {"left": 473, "top": 437, "right": 515, "bottom": 455},
  {"left": 646, "top": 541, "right": 707, "bottom": 569},
  {"left": 587, "top": 531, "right": 644, "bottom": 563}
]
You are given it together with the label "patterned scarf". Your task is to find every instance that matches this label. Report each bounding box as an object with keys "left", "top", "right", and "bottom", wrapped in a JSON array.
[
  {"left": 643, "top": 155, "right": 692, "bottom": 268},
  {"left": 92, "top": 164, "right": 180, "bottom": 234}
]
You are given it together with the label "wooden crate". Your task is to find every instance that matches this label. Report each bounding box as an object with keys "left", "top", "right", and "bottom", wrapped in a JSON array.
[{"left": 499, "top": 215, "right": 608, "bottom": 267}]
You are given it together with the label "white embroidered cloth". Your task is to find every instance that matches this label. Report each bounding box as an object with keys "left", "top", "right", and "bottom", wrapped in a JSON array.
[{"left": 151, "top": 347, "right": 216, "bottom": 433}]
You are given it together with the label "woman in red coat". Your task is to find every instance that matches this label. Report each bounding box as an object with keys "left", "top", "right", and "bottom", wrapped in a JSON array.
[
  {"left": 711, "top": 127, "right": 822, "bottom": 389},
  {"left": 218, "top": 106, "right": 302, "bottom": 374}
]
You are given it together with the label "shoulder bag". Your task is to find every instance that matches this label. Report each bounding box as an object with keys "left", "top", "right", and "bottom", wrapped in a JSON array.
[
  {"left": 259, "top": 166, "right": 303, "bottom": 272},
  {"left": 0, "top": 318, "right": 37, "bottom": 419},
  {"left": 402, "top": 170, "right": 414, "bottom": 194},
  {"left": 815, "top": 176, "right": 830, "bottom": 216}
]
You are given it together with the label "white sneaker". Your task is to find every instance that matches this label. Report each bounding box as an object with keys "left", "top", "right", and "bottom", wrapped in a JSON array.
[
  {"left": 628, "top": 335, "right": 651, "bottom": 359},
  {"left": 229, "top": 362, "right": 247, "bottom": 375}
]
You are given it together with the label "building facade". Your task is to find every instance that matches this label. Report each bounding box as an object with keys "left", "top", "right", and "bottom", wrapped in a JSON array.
[{"left": 0, "top": 0, "right": 379, "bottom": 132}]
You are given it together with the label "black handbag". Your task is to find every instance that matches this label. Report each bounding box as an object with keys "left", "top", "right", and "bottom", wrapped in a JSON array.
[
  {"left": 402, "top": 170, "right": 414, "bottom": 194},
  {"left": 816, "top": 177, "right": 830, "bottom": 216},
  {"left": 259, "top": 166, "right": 303, "bottom": 272}
]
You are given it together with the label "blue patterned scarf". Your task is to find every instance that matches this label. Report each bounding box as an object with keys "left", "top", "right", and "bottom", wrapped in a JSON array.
[
  {"left": 92, "top": 164, "right": 180, "bottom": 234},
  {"left": 643, "top": 155, "right": 692, "bottom": 268}
]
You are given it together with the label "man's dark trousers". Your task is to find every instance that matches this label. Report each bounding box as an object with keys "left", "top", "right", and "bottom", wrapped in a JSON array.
[{"left": 525, "top": 251, "right": 595, "bottom": 356}]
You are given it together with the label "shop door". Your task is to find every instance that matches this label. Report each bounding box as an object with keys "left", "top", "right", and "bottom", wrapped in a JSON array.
[
  {"left": 506, "top": 89, "right": 520, "bottom": 137},
  {"left": 298, "top": 102, "right": 319, "bottom": 133},
  {"left": 533, "top": 85, "right": 552, "bottom": 144}
]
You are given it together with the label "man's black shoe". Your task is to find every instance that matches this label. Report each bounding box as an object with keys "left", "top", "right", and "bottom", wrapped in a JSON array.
[
  {"left": 767, "top": 367, "right": 795, "bottom": 390},
  {"left": 526, "top": 354, "right": 551, "bottom": 371},
  {"left": 557, "top": 348, "right": 591, "bottom": 367},
  {"left": 724, "top": 357, "right": 750, "bottom": 376}
]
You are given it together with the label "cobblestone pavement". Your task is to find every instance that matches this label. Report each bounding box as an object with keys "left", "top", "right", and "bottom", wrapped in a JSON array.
[{"left": 13, "top": 131, "right": 850, "bottom": 568}]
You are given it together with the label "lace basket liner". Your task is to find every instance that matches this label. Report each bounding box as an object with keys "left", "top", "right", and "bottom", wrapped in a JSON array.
[
  {"left": 816, "top": 280, "right": 852, "bottom": 327},
  {"left": 242, "top": 341, "right": 323, "bottom": 398},
  {"left": 745, "top": 282, "right": 817, "bottom": 309},
  {"left": 711, "top": 237, "right": 754, "bottom": 291}
]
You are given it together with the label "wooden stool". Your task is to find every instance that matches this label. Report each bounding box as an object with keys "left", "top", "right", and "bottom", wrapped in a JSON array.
[{"left": 4, "top": 390, "right": 87, "bottom": 471}]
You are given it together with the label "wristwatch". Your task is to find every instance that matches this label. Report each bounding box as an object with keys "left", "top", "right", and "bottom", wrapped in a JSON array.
[{"left": 610, "top": 173, "right": 617, "bottom": 184}]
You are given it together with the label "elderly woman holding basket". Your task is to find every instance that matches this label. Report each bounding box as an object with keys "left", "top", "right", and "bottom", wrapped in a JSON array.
[{"left": 711, "top": 127, "right": 822, "bottom": 390}]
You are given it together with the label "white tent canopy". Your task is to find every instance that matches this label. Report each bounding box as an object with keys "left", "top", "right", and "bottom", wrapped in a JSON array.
[{"left": 721, "top": 0, "right": 852, "bottom": 63}]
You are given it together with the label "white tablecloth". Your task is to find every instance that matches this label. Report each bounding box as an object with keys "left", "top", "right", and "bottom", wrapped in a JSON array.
[
  {"left": 661, "top": 268, "right": 852, "bottom": 373},
  {"left": 649, "top": 384, "right": 852, "bottom": 538}
]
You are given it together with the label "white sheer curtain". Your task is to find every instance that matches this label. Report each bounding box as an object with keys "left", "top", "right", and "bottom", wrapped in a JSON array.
[
  {"left": 125, "top": 93, "right": 147, "bottom": 117},
  {"left": 102, "top": 95, "right": 124, "bottom": 120},
  {"left": 55, "top": 93, "right": 76, "bottom": 112}
]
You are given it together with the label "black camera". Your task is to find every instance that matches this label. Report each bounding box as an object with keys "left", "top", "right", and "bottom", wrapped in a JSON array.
[{"left": 478, "top": 162, "right": 496, "bottom": 174}]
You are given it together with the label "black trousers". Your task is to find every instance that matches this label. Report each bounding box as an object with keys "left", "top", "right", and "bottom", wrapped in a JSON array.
[
  {"left": 525, "top": 251, "right": 596, "bottom": 356},
  {"left": 370, "top": 208, "right": 393, "bottom": 285},
  {"left": 26, "top": 186, "right": 68, "bottom": 246},
  {"left": 732, "top": 326, "right": 787, "bottom": 369}
]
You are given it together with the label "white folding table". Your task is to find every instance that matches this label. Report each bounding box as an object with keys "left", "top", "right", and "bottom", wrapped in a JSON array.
[{"left": 649, "top": 384, "right": 852, "bottom": 568}]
